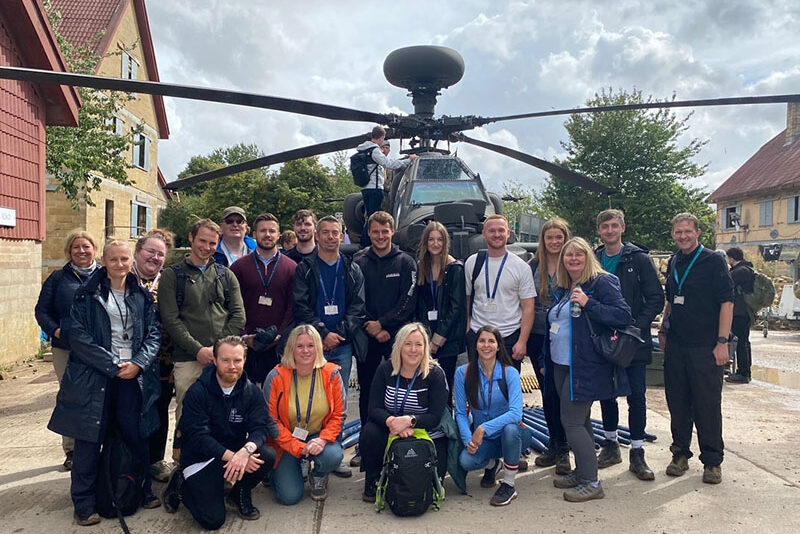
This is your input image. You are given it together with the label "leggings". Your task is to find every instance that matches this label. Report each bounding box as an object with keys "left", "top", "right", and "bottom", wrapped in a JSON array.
[{"left": 553, "top": 364, "right": 597, "bottom": 483}]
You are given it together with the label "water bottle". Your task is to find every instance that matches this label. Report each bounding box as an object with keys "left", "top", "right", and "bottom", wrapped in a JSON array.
[{"left": 570, "top": 301, "right": 582, "bottom": 318}]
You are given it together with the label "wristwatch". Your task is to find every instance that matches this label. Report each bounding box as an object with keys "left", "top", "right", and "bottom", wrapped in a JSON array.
[
  {"left": 244, "top": 443, "right": 257, "bottom": 454},
  {"left": 716, "top": 336, "right": 729, "bottom": 344},
  {"left": 409, "top": 415, "right": 417, "bottom": 428}
]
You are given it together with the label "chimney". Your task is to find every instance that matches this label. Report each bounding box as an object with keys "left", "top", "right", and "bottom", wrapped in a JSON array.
[{"left": 787, "top": 102, "right": 800, "bottom": 146}]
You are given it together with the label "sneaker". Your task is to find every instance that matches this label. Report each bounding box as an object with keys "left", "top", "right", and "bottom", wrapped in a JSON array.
[
  {"left": 142, "top": 491, "right": 161, "bottom": 509},
  {"left": 480, "top": 460, "right": 500, "bottom": 488},
  {"left": 597, "top": 440, "right": 622, "bottom": 468},
  {"left": 150, "top": 460, "right": 174, "bottom": 482},
  {"left": 311, "top": 474, "right": 329, "bottom": 501},
  {"left": 63, "top": 451, "right": 74, "bottom": 471},
  {"left": 226, "top": 486, "right": 260, "bottom": 520},
  {"left": 349, "top": 453, "right": 361, "bottom": 468},
  {"left": 489, "top": 482, "right": 518, "bottom": 506},
  {"left": 555, "top": 452, "right": 572, "bottom": 475},
  {"left": 725, "top": 373, "right": 751, "bottom": 384},
  {"left": 563, "top": 481, "right": 605, "bottom": 502},
  {"left": 534, "top": 449, "right": 557, "bottom": 467},
  {"left": 74, "top": 511, "right": 101, "bottom": 526},
  {"left": 161, "top": 468, "right": 184, "bottom": 514},
  {"left": 702, "top": 465, "right": 722, "bottom": 484},
  {"left": 553, "top": 471, "right": 581, "bottom": 489},
  {"left": 629, "top": 448, "right": 655, "bottom": 481},
  {"left": 332, "top": 461, "right": 352, "bottom": 478},
  {"left": 665, "top": 455, "right": 689, "bottom": 477}
]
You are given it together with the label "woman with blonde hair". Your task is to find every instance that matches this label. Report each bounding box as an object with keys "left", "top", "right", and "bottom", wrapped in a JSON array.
[
  {"left": 35, "top": 229, "right": 99, "bottom": 471},
  {"left": 359, "top": 322, "right": 449, "bottom": 502},
  {"left": 263, "top": 325, "right": 345, "bottom": 504},
  {"left": 543, "top": 237, "right": 632, "bottom": 502}
]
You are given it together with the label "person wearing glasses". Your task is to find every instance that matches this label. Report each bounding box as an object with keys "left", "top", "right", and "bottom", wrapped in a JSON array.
[{"left": 214, "top": 206, "right": 257, "bottom": 267}]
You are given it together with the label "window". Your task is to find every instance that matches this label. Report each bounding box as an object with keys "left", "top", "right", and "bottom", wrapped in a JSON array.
[
  {"left": 104, "top": 200, "right": 114, "bottom": 239},
  {"left": 723, "top": 205, "right": 741, "bottom": 229},
  {"left": 105, "top": 116, "right": 124, "bottom": 136},
  {"left": 759, "top": 200, "right": 774, "bottom": 226},
  {"left": 132, "top": 133, "right": 151, "bottom": 170},
  {"left": 121, "top": 51, "right": 139, "bottom": 80},
  {"left": 130, "top": 202, "right": 151, "bottom": 238},
  {"left": 789, "top": 196, "right": 800, "bottom": 224}
]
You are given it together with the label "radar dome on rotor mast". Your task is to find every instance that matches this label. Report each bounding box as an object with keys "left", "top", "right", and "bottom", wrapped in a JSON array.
[{"left": 383, "top": 46, "right": 465, "bottom": 117}]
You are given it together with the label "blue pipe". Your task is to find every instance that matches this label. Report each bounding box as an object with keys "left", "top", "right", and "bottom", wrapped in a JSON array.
[{"left": 342, "top": 432, "right": 360, "bottom": 449}]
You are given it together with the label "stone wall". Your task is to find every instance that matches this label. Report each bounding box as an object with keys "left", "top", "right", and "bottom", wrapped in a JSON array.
[{"left": 0, "top": 239, "right": 42, "bottom": 365}]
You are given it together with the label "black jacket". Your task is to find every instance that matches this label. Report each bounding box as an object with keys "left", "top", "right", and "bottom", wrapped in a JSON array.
[
  {"left": 48, "top": 269, "right": 161, "bottom": 443},
  {"left": 179, "top": 364, "right": 277, "bottom": 467},
  {"left": 293, "top": 252, "right": 368, "bottom": 362},
  {"left": 595, "top": 243, "right": 665, "bottom": 364},
  {"left": 35, "top": 263, "right": 93, "bottom": 350},
  {"left": 354, "top": 245, "right": 417, "bottom": 337},
  {"left": 368, "top": 359, "right": 448, "bottom": 431},
  {"left": 415, "top": 261, "right": 467, "bottom": 356},
  {"left": 730, "top": 260, "right": 755, "bottom": 317}
]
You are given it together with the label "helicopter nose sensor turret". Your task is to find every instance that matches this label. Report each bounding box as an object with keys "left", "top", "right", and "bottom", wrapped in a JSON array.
[{"left": 383, "top": 46, "right": 465, "bottom": 117}]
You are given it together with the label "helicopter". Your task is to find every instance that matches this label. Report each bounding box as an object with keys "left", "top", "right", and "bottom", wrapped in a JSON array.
[{"left": 2, "top": 45, "right": 798, "bottom": 259}]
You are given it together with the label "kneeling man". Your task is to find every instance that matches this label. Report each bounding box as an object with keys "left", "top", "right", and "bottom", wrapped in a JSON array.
[{"left": 163, "top": 336, "right": 277, "bottom": 530}]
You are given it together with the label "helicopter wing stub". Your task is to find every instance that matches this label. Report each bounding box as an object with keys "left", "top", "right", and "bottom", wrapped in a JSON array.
[
  {"left": 475, "top": 94, "right": 800, "bottom": 124},
  {"left": 456, "top": 134, "right": 614, "bottom": 195},
  {"left": 164, "top": 133, "right": 370, "bottom": 190},
  {"left": 0, "top": 66, "right": 391, "bottom": 124}
]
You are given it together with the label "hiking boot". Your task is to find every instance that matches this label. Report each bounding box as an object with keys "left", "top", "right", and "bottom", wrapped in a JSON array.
[
  {"left": 629, "top": 448, "right": 655, "bottom": 481},
  {"left": 74, "top": 511, "right": 101, "bottom": 526},
  {"left": 553, "top": 471, "right": 581, "bottom": 489},
  {"left": 534, "top": 449, "right": 557, "bottom": 467},
  {"left": 597, "top": 440, "right": 622, "bottom": 468},
  {"left": 480, "top": 460, "right": 500, "bottom": 488},
  {"left": 489, "top": 482, "right": 518, "bottom": 506},
  {"left": 332, "top": 461, "right": 352, "bottom": 478},
  {"left": 349, "top": 445, "right": 361, "bottom": 467},
  {"left": 555, "top": 452, "right": 572, "bottom": 475},
  {"left": 703, "top": 465, "right": 722, "bottom": 484},
  {"left": 161, "top": 468, "right": 184, "bottom": 514},
  {"left": 362, "top": 473, "right": 378, "bottom": 503},
  {"left": 563, "top": 481, "right": 605, "bottom": 502},
  {"left": 150, "top": 460, "right": 174, "bottom": 482},
  {"left": 63, "top": 451, "right": 74, "bottom": 471},
  {"left": 311, "top": 474, "right": 329, "bottom": 501},
  {"left": 142, "top": 490, "right": 161, "bottom": 509},
  {"left": 725, "top": 373, "right": 751, "bottom": 384},
  {"left": 226, "top": 486, "right": 260, "bottom": 520},
  {"left": 665, "top": 455, "right": 689, "bottom": 477}
]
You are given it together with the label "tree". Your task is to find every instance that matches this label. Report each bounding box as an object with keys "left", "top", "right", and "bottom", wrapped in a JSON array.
[
  {"left": 538, "top": 89, "right": 715, "bottom": 250},
  {"left": 328, "top": 151, "right": 361, "bottom": 200},
  {"left": 44, "top": 1, "right": 139, "bottom": 207},
  {"left": 501, "top": 180, "right": 548, "bottom": 235}
]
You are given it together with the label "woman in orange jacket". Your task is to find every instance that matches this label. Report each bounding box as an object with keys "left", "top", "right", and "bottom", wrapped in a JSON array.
[{"left": 263, "top": 325, "right": 345, "bottom": 504}]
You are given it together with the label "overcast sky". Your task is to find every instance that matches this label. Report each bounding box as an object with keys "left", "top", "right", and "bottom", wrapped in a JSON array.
[{"left": 146, "top": 0, "right": 800, "bottom": 196}]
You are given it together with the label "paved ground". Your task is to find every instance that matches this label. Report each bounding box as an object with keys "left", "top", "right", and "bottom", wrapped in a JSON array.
[{"left": 1, "top": 333, "right": 799, "bottom": 533}]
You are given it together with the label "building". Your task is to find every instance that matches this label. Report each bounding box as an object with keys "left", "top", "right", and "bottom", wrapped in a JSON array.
[
  {"left": 0, "top": 0, "right": 81, "bottom": 365},
  {"left": 42, "top": 0, "right": 170, "bottom": 277},
  {"left": 708, "top": 103, "right": 800, "bottom": 275}
]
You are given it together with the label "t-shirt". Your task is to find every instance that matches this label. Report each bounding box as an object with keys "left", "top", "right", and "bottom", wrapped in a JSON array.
[
  {"left": 601, "top": 250, "right": 620, "bottom": 275},
  {"left": 548, "top": 299, "right": 572, "bottom": 366},
  {"left": 288, "top": 369, "right": 330, "bottom": 436},
  {"left": 315, "top": 256, "right": 346, "bottom": 332},
  {"left": 103, "top": 287, "right": 133, "bottom": 359},
  {"left": 465, "top": 252, "right": 537, "bottom": 337},
  {"left": 383, "top": 372, "right": 444, "bottom": 439}
]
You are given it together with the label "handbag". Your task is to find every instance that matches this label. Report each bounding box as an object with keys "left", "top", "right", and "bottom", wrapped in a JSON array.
[{"left": 584, "top": 315, "right": 646, "bottom": 368}]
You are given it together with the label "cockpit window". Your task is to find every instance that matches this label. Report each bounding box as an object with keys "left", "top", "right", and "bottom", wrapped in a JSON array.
[
  {"left": 415, "top": 158, "right": 470, "bottom": 181},
  {"left": 409, "top": 180, "right": 485, "bottom": 205}
]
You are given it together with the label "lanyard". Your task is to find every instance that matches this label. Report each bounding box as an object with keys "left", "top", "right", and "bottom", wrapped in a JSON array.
[
  {"left": 293, "top": 369, "right": 318, "bottom": 428},
  {"left": 108, "top": 288, "right": 129, "bottom": 340},
  {"left": 673, "top": 245, "right": 704, "bottom": 294},
  {"left": 319, "top": 257, "right": 342, "bottom": 305},
  {"left": 393, "top": 368, "right": 419, "bottom": 416},
  {"left": 479, "top": 364, "right": 495, "bottom": 412},
  {"left": 429, "top": 266, "right": 439, "bottom": 310},
  {"left": 254, "top": 251, "right": 281, "bottom": 295},
  {"left": 485, "top": 252, "right": 509, "bottom": 300}
]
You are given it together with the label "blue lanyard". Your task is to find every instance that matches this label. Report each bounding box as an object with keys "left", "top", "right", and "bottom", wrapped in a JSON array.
[
  {"left": 673, "top": 245, "right": 704, "bottom": 294},
  {"left": 429, "top": 266, "right": 439, "bottom": 311},
  {"left": 393, "top": 369, "right": 419, "bottom": 416},
  {"left": 254, "top": 251, "right": 281, "bottom": 295},
  {"left": 479, "top": 364, "right": 495, "bottom": 413},
  {"left": 485, "top": 252, "right": 509, "bottom": 300},
  {"left": 319, "top": 257, "right": 342, "bottom": 305},
  {"left": 293, "top": 369, "right": 317, "bottom": 428}
]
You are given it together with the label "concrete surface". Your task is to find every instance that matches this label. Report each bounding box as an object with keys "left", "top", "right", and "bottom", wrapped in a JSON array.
[{"left": 2, "top": 343, "right": 799, "bottom": 533}]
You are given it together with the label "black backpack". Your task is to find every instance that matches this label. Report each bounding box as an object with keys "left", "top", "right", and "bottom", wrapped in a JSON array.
[
  {"left": 96, "top": 429, "right": 146, "bottom": 525},
  {"left": 171, "top": 262, "right": 232, "bottom": 311},
  {"left": 375, "top": 429, "right": 444, "bottom": 516},
  {"left": 350, "top": 146, "right": 378, "bottom": 187}
]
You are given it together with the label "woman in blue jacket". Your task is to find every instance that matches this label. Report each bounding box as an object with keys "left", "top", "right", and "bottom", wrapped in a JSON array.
[
  {"left": 544, "top": 237, "right": 632, "bottom": 503},
  {"left": 48, "top": 240, "right": 162, "bottom": 526},
  {"left": 455, "top": 325, "right": 526, "bottom": 507}
]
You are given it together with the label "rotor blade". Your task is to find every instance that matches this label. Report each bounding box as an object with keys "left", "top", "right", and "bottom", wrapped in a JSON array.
[
  {"left": 477, "top": 94, "right": 800, "bottom": 124},
  {"left": 456, "top": 134, "right": 614, "bottom": 195},
  {"left": 164, "top": 133, "right": 369, "bottom": 191},
  {"left": 0, "top": 66, "right": 390, "bottom": 123}
]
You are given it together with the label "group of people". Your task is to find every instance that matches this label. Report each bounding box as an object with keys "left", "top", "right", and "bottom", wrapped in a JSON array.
[{"left": 36, "top": 197, "right": 738, "bottom": 528}]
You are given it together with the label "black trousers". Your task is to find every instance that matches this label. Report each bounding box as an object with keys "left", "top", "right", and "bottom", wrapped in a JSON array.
[
  {"left": 148, "top": 359, "right": 174, "bottom": 464},
  {"left": 527, "top": 333, "right": 568, "bottom": 453},
  {"left": 731, "top": 314, "right": 752, "bottom": 377},
  {"left": 357, "top": 338, "right": 392, "bottom": 426},
  {"left": 359, "top": 420, "right": 448, "bottom": 480},
  {"left": 433, "top": 349, "right": 459, "bottom": 408},
  {"left": 244, "top": 345, "right": 279, "bottom": 386},
  {"left": 664, "top": 342, "right": 724, "bottom": 466},
  {"left": 181, "top": 445, "right": 273, "bottom": 531}
]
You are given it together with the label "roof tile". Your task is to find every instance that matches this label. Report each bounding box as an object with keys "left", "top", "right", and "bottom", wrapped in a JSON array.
[{"left": 49, "top": 0, "right": 126, "bottom": 56}]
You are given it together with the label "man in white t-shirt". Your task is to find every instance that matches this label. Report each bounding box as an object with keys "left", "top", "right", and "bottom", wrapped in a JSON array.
[{"left": 465, "top": 215, "right": 536, "bottom": 371}]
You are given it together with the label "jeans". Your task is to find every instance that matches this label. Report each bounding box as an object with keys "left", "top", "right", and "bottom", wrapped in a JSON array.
[
  {"left": 360, "top": 188, "right": 385, "bottom": 246},
  {"left": 357, "top": 338, "right": 391, "bottom": 425},
  {"left": 458, "top": 423, "right": 526, "bottom": 472},
  {"left": 554, "top": 364, "right": 597, "bottom": 483},
  {"left": 269, "top": 440, "right": 344, "bottom": 505},
  {"left": 324, "top": 343, "right": 353, "bottom": 411},
  {"left": 600, "top": 363, "right": 647, "bottom": 441}
]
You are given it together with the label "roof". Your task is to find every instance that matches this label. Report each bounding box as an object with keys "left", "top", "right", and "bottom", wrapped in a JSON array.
[
  {"left": 50, "top": 0, "right": 169, "bottom": 138},
  {"left": 708, "top": 130, "right": 800, "bottom": 203}
]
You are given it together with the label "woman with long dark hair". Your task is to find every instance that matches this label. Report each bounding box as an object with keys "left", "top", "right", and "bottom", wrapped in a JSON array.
[{"left": 454, "top": 325, "right": 527, "bottom": 507}]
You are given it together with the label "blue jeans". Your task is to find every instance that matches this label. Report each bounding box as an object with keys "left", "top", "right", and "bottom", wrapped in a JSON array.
[
  {"left": 324, "top": 343, "right": 352, "bottom": 413},
  {"left": 458, "top": 424, "right": 527, "bottom": 471},
  {"left": 600, "top": 363, "right": 647, "bottom": 441},
  {"left": 360, "top": 188, "right": 385, "bottom": 246},
  {"left": 270, "top": 440, "right": 344, "bottom": 505}
]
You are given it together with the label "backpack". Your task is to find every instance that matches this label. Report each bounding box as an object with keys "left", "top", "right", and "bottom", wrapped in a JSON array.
[
  {"left": 350, "top": 146, "right": 378, "bottom": 187},
  {"left": 468, "top": 250, "right": 488, "bottom": 317},
  {"left": 743, "top": 271, "right": 775, "bottom": 317},
  {"left": 375, "top": 429, "right": 445, "bottom": 516},
  {"left": 171, "top": 262, "right": 232, "bottom": 311},
  {"left": 96, "top": 429, "right": 146, "bottom": 524}
]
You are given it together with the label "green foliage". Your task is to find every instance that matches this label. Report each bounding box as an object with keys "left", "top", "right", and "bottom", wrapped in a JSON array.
[
  {"left": 501, "top": 180, "right": 548, "bottom": 233},
  {"left": 328, "top": 151, "right": 362, "bottom": 199},
  {"left": 538, "top": 88, "right": 715, "bottom": 251},
  {"left": 44, "top": 1, "right": 139, "bottom": 207}
]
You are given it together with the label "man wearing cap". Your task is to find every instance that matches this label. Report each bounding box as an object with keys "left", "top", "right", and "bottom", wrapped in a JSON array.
[{"left": 215, "top": 206, "right": 257, "bottom": 267}]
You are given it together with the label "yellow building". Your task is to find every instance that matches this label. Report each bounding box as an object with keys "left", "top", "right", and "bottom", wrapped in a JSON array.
[
  {"left": 708, "top": 103, "right": 800, "bottom": 276},
  {"left": 43, "top": 0, "right": 170, "bottom": 277}
]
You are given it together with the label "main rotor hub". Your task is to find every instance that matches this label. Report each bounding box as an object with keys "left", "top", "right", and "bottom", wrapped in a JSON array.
[{"left": 384, "top": 46, "right": 465, "bottom": 117}]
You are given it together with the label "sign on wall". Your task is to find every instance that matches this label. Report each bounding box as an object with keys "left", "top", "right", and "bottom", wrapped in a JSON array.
[{"left": 0, "top": 207, "right": 16, "bottom": 227}]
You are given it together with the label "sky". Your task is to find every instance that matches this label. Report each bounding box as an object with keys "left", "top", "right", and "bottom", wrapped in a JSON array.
[{"left": 146, "top": 0, "right": 800, "bottom": 197}]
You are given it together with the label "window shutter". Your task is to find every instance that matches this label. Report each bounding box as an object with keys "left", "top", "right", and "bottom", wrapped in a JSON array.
[
  {"left": 116, "top": 117, "right": 124, "bottom": 136},
  {"left": 143, "top": 135, "right": 151, "bottom": 171},
  {"left": 790, "top": 197, "right": 797, "bottom": 223},
  {"left": 130, "top": 202, "right": 139, "bottom": 238},
  {"left": 121, "top": 52, "right": 130, "bottom": 78},
  {"left": 145, "top": 206, "right": 152, "bottom": 232},
  {"left": 131, "top": 58, "right": 139, "bottom": 81}
]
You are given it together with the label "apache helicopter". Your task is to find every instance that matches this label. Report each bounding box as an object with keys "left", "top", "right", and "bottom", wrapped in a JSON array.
[{"left": 2, "top": 45, "right": 798, "bottom": 259}]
